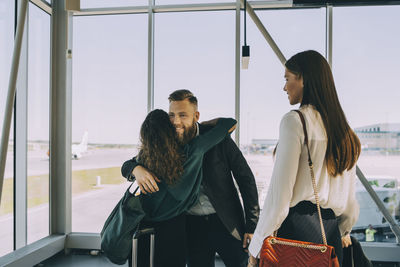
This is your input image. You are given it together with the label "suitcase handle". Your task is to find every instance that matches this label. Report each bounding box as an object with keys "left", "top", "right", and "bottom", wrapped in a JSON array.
[
  {"left": 134, "top": 227, "right": 155, "bottom": 239},
  {"left": 132, "top": 227, "right": 155, "bottom": 267}
]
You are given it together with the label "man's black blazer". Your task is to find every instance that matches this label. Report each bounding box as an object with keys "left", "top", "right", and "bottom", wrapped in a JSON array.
[
  {"left": 197, "top": 124, "right": 259, "bottom": 240},
  {"left": 121, "top": 123, "right": 260, "bottom": 241}
]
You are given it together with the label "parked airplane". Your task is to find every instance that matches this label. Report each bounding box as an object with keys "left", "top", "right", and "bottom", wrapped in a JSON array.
[
  {"left": 46, "top": 131, "right": 89, "bottom": 159},
  {"left": 72, "top": 131, "right": 89, "bottom": 159}
]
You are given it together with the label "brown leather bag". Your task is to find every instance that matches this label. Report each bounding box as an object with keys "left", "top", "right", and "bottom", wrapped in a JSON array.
[{"left": 259, "top": 110, "right": 339, "bottom": 267}]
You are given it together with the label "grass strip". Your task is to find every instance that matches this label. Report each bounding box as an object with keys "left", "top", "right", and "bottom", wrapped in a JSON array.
[{"left": 0, "top": 167, "right": 125, "bottom": 216}]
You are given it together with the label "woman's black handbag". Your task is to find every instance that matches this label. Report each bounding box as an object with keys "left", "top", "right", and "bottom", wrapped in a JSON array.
[{"left": 101, "top": 184, "right": 145, "bottom": 265}]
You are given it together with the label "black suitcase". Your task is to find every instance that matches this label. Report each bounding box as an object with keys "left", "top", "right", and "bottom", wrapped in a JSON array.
[{"left": 132, "top": 227, "right": 155, "bottom": 267}]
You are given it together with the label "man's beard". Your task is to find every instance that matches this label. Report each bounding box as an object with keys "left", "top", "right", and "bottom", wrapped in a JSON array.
[{"left": 177, "top": 120, "right": 197, "bottom": 146}]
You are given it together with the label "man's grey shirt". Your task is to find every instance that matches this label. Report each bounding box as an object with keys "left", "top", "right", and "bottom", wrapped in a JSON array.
[{"left": 187, "top": 123, "right": 216, "bottom": 216}]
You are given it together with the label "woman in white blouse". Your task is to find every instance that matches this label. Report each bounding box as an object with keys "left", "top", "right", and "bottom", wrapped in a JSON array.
[{"left": 248, "top": 50, "right": 360, "bottom": 267}]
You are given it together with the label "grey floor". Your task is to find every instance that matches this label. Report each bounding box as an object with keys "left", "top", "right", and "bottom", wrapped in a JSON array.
[
  {"left": 36, "top": 251, "right": 400, "bottom": 267},
  {"left": 37, "top": 249, "right": 226, "bottom": 267}
]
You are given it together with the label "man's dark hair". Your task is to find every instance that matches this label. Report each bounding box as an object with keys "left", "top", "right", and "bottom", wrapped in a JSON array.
[{"left": 168, "top": 89, "right": 198, "bottom": 108}]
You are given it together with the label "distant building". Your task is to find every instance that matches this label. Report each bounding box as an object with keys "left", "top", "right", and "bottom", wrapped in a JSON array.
[
  {"left": 249, "top": 139, "right": 278, "bottom": 154},
  {"left": 355, "top": 123, "right": 400, "bottom": 151},
  {"left": 252, "top": 139, "right": 278, "bottom": 147}
]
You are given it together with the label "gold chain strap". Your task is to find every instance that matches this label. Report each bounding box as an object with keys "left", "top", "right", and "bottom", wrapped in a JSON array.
[
  {"left": 294, "top": 110, "right": 328, "bottom": 246},
  {"left": 268, "top": 238, "right": 328, "bottom": 253},
  {"left": 309, "top": 163, "right": 328, "bottom": 245}
]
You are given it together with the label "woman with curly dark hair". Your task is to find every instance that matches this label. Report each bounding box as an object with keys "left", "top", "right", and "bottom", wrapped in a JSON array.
[
  {"left": 132, "top": 109, "right": 236, "bottom": 267},
  {"left": 138, "top": 109, "right": 184, "bottom": 186}
]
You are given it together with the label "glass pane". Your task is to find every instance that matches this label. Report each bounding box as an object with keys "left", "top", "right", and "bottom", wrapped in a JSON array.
[
  {"left": 0, "top": 0, "right": 15, "bottom": 257},
  {"left": 80, "top": 0, "right": 147, "bottom": 8},
  {"left": 72, "top": 14, "right": 148, "bottom": 232},
  {"left": 333, "top": 6, "right": 400, "bottom": 243},
  {"left": 154, "top": 11, "right": 235, "bottom": 119},
  {"left": 240, "top": 8, "right": 326, "bottom": 205},
  {"left": 0, "top": 124, "right": 14, "bottom": 257},
  {"left": 27, "top": 3, "right": 50, "bottom": 244}
]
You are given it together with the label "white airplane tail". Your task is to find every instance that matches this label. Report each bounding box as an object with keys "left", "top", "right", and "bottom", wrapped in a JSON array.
[
  {"left": 80, "top": 131, "right": 89, "bottom": 149},
  {"left": 72, "top": 131, "right": 89, "bottom": 159}
]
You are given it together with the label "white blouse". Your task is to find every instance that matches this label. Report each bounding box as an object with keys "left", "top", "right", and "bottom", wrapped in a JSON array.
[{"left": 248, "top": 105, "right": 359, "bottom": 257}]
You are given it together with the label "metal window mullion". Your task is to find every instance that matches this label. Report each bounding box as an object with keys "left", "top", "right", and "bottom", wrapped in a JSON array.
[
  {"left": 148, "top": 0, "right": 155, "bottom": 112},
  {"left": 325, "top": 4, "right": 332, "bottom": 67},
  {"left": 14, "top": 0, "right": 29, "bottom": 250},
  {"left": 235, "top": 0, "right": 240, "bottom": 145},
  {"left": 75, "top": 6, "right": 148, "bottom": 16},
  {"left": 0, "top": 235, "right": 66, "bottom": 267},
  {"left": 29, "top": 0, "right": 52, "bottom": 15},
  {"left": 73, "top": 1, "right": 293, "bottom": 16},
  {"left": 50, "top": 0, "right": 72, "bottom": 235},
  {"left": 154, "top": 2, "right": 236, "bottom": 12}
]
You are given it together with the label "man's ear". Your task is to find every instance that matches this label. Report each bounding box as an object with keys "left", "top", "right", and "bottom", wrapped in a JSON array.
[{"left": 194, "top": 111, "right": 200, "bottom": 122}]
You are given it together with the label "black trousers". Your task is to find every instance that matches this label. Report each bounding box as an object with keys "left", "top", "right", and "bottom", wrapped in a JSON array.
[
  {"left": 128, "top": 213, "right": 187, "bottom": 267},
  {"left": 277, "top": 201, "right": 343, "bottom": 267},
  {"left": 186, "top": 214, "right": 248, "bottom": 267}
]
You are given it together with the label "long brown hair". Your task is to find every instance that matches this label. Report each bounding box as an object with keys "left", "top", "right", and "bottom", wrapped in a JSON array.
[
  {"left": 138, "top": 109, "right": 183, "bottom": 184},
  {"left": 285, "top": 50, "right": 361, "bottom": 177}
]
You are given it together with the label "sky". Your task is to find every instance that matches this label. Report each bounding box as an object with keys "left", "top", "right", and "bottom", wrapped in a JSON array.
[{"left": 1, "top": 2, "right": 400, "bottom": 145}]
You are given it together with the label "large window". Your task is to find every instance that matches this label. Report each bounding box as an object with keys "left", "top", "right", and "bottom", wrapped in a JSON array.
[
  {"left": 0, "top": 0, "right": 15, "bottom": 257},
  {"left": 154, "top": 11, "right": 235, "bottom": 119},
  {"left": 27, "top": 3, "right": 51, "bottom": 244},
  {"left": 72, "top": 14, "right": 148, "bottom": 232},
  {"left": 333, "top": 6, "right": 400, "bottom": 243},
  {"left": 240, "top": 8, "right": 326, "bottom": 205}
]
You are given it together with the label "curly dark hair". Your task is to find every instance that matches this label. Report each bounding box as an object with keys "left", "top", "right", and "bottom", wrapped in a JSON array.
[{"left": 138, "top": 109, "right": 184, "bottom": 185}]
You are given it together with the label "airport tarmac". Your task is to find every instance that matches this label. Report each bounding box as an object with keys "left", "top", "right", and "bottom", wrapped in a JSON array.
[
  {"left": 4, "top": 146, "right": 400, "bottom": 182},
  {"left": 1, "top": 147, "right": 400, "bottom": 256},
  {"left": 3, "top": 147, "right": 139, "bottom": 178}
]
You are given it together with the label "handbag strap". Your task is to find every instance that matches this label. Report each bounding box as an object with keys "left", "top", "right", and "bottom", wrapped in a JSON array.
[{"left": 293, "top": 110, "right": 328, "bottom": 246}]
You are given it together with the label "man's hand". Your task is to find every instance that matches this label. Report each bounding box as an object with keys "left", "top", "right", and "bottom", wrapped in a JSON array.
[
  {"left": 228, "top": 124, "right": 237, "bottom": 133},
  {"left": 132, "top": 165, "right": 160, "bottom": 194},
  {"left": 242, "top": 233, "right": 253, "bottom": 252},
  {"left": 342, "top": 234, "right": 352, "bottom": 248}
]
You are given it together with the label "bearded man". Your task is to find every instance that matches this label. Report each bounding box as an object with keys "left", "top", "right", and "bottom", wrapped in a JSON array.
[{"left": 121, "top": 89, "right": 259, "bottom": 267}]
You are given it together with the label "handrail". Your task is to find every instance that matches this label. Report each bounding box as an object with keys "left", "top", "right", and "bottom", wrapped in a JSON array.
[
  {"left": 0, "top": 0, "right": 29, "bottom": 206},
  {"left": 356, "top": 166, "right": 400, "bottom": 244}
]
